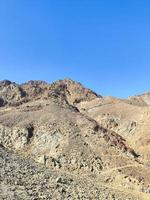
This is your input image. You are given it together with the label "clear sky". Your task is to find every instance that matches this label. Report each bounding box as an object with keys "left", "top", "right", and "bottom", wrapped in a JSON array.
[{"left": 0, "top": 0, "right": 150, "bottom": 98}]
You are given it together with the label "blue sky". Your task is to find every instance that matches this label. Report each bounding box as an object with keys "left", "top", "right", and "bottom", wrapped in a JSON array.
[{"left": 0, "top": 0, "right": 150, "bottom": 98}]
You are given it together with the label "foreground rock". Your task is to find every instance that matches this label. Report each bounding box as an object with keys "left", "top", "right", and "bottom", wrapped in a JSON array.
[{"left": 0, "top": 146, "right": 144, "bottom": 200}]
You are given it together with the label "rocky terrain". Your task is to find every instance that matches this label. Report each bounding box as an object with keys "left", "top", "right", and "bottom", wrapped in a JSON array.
[{"left": 0, "top": 79, "right": 150, "bottom": 200}]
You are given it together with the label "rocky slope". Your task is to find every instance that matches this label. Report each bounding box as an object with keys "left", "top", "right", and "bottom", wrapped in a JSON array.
[
  {"left": 0, "top": 79, "right": 150, "bottom": 200},
  {"left": 128, "top": 92, "right": 150, "bottom": 106}
]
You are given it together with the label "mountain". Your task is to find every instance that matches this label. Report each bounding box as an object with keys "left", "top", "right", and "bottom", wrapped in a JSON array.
[{"left": 0, "top": 79, "right": 150, "bottom": 200}]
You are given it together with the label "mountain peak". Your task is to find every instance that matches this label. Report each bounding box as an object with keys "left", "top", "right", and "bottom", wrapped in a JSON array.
[{"left": 0, "top": 79, "right": 101, "bottom": 107}]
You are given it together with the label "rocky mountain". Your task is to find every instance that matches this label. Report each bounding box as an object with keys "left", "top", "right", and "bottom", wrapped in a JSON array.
[{"left": 0, "top": 79, "right": 150, "bottom": 200}]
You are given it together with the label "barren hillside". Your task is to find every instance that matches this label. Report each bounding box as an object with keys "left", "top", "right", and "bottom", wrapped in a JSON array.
[{"left": 0, "top": 79, "right": 150, "bottom": 200}]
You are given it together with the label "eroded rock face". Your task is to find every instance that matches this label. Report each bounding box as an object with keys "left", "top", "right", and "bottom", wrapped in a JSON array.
[
  {"left": 0, "top": 80, "right": 26, "bottom": 107},
  {"left": 49, "top": 79, "right": 101, "bottom": 105},
  {"left": 0, "top": 79, "right": 99, "bottom": 109},
  {"left": 0, "top": 124, "right": 34, "bottom": 150}
]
